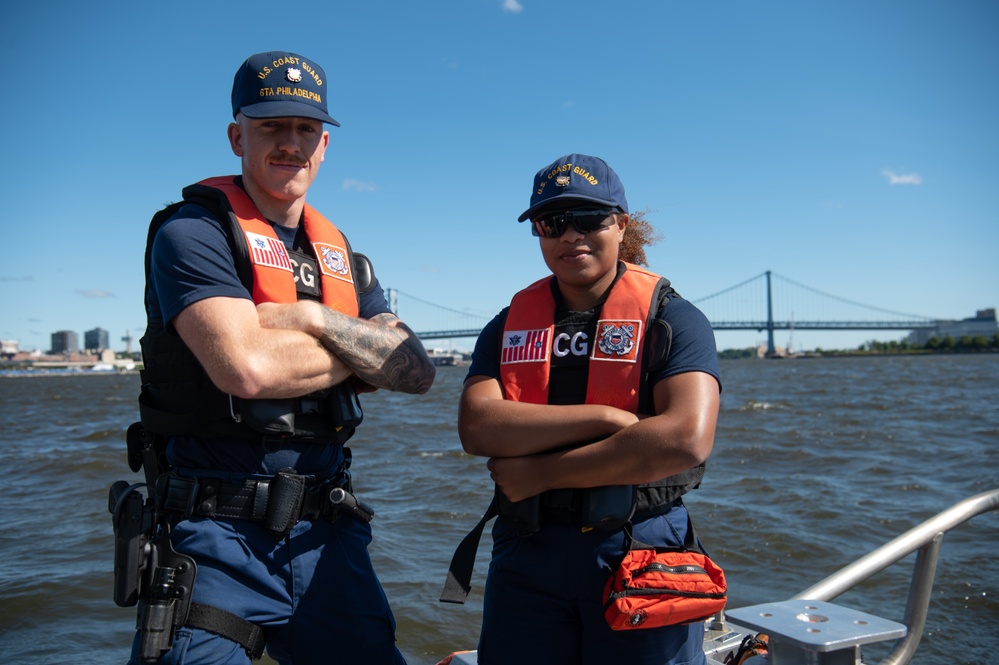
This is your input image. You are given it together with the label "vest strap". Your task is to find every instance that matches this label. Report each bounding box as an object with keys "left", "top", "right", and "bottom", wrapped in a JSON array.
[{"left": 439, "top": 498, "right": 497, "bottom": 604}]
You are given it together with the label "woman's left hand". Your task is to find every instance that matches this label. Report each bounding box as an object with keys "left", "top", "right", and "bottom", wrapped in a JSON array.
[{"left": 487, "top": 456, "right": 546, "bottom": 503}]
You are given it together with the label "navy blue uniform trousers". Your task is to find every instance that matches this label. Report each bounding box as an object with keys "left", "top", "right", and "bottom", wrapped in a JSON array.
[
  {"left": 477, "top": 501, "right": 707, "bottom": 665},
  {"left": 128, "top": 514, "right": 405, "bottom": 665}
]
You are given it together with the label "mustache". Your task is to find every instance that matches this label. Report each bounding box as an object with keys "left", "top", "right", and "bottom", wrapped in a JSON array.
[{"left": 269, "top": 152, "right": 308, "bottom": 167}]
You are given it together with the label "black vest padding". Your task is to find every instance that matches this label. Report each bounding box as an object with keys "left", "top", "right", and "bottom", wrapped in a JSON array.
[{"left": 138, "top": 183, "right": 359, "bottom": 444}]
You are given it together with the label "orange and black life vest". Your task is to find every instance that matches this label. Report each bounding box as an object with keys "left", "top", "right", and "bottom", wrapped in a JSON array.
[
  {"left": 439, "top": 263, "right": 704, "bottom": 605},
  {"left": 138, "top": 176, "right": 363, "bottom": 442},
  {"left": 498, "top": 262, "right": 704, "bottom": 522},
  {"left": 500, "top": 262, "right": 662, "bottom": 412},
  {"left": 194, "top": 176, "right": 359, "bottom": 315}
]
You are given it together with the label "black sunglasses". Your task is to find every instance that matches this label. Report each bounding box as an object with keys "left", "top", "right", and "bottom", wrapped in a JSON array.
[{"left": 531, "top": 210, "right": 618, "bottom": 238}]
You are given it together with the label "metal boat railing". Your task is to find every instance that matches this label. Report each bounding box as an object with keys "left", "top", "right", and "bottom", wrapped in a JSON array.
[{"left": 789, "top": 488, "right": 999, "bottom": 665}]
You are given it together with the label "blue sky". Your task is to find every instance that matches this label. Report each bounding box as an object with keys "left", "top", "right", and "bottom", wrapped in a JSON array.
[{"left": 2, "top": 0, "right": 996, "bottom": 353}]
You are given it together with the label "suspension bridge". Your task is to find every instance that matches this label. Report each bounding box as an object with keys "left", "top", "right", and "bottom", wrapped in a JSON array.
[{"left": 389, "top": 271, "right": 939, "bottom": 354}]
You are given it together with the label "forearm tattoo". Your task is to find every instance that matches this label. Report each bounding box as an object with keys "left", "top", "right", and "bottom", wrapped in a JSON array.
[{"left": 319, "top": 309, "right": 435, "bottom": 394}]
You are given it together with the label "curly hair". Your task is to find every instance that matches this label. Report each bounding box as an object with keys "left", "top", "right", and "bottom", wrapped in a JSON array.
[{"left": 619, "top": 210, "right": 661, "bottom": 266}]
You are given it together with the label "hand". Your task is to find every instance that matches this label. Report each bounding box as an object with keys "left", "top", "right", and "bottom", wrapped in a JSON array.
[{"left": 488, "top": 456, "right": 546, "bottom": 503}]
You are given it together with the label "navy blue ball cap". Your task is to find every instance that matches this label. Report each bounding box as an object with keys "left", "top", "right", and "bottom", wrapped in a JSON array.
[
  {"left": 518, "top": 153, "right": 628, "bottom": 222},
  {"left": 231, "top": 51, "right": 340, "bottom": 127}
]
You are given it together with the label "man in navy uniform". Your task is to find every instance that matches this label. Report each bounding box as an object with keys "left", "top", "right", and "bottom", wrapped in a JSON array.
[{"left": 131, "top": 51, "right": 435, "bottom": 664}]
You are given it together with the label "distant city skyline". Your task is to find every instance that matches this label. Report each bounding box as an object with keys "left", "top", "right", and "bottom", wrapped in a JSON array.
[{"left": 2, "top": 326, "right": 130, "bottom": 355}]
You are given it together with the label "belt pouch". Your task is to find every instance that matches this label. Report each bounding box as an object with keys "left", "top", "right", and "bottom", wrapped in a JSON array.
[
  {"left": 603, "top": 522, "right": 726, "bottom": 630},
  {"left": 265, "top": 470, "right": 305, "bottom": 535},
  {"left": 582, "top": 485, "right": 637, "bottom": 530},
  {"left": 158, "top": 474, "right": 200, "bottom": 518}
]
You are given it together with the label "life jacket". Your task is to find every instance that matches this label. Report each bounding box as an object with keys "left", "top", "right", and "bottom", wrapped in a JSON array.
[
  {"left": 439, "top": 263, "right": 705, "bottom": 605},
  {"left": 138, "top": 176, "right": 365, "bottom": 443},
  {"left": 499, "top": 262, "right": 704, "bottom": 521}
]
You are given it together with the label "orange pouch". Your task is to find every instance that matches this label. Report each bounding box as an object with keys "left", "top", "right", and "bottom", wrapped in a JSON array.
[{"left": 603, "top": 522, "right": 727, "bottom": 630}]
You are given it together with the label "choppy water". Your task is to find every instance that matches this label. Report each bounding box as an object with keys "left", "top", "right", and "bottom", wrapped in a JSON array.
[{"left": 0, "top": 355, "right": 996, "bottom": 664}]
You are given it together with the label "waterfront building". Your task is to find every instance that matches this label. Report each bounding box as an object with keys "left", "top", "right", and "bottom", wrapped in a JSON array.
[
  {"left": 85, "top": 327, "right": 110, "bottom": 351},
  {"left": 907, "top": 308, "right": 998, "bottom": 346},
  {"left": 51, "top": 330, "right": 79, "bottom": 355}
]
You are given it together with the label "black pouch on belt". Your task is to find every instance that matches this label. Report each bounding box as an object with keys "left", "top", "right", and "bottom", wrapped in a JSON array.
[
  {"left": 265, "top": 469, "right": 306, "bottom": 536},
  {"left": 581, "top": 484, "right": 637, "bottom": 531}
]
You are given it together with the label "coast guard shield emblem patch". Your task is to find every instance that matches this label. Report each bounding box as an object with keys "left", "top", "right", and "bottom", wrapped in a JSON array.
[
  {"left": 593, "top": 320, "right": 640, "bottom": 363},
  {"left": 313, "top": 243, "right": 354, "bottom": 283}
]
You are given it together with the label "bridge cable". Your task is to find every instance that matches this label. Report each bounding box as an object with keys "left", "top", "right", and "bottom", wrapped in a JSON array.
[{"left": 771, "top": 273, "right": 936, "bottom": 321}]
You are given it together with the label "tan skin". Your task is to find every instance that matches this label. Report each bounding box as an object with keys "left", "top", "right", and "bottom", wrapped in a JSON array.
[
  {"left": 458, "top": 213, "right": 719, "bottom": 502},
  {"left": 173, "top": 114, "right": 435, "bottom": 400}
]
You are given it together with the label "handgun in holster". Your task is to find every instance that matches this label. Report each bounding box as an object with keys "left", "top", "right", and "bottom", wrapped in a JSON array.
[
  {"left": 110, "top": 470, "right": 197, "bottom": 661},
  {"left": 109, "top": 480, "right": 156, "bottom": 608}
]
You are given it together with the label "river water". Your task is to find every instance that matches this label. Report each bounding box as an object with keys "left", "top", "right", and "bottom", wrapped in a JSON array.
[{"left": 0, "top": 355, "right": 996, "bottom": 664}]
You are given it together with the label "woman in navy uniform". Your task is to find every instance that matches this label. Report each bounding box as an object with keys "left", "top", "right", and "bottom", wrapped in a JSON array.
[{"left": 459, "top": 154, "right": 721, "bottom": 664}]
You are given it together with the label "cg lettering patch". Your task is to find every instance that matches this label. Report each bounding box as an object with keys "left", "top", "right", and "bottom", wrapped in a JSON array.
[
  {"left": 313, "top": 242, "right": 354, "bottom": 283},
  {"left": 501, "top": 328, "right": 551, "bottom": 364},
  {"left": 592, "top": 320, "right": 641, "bottom": 363},
  {"left": 245, "top": 231, "right": 293, "bottom": 272}
]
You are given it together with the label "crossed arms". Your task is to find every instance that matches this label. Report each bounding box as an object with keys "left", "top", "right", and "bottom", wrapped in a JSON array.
[
  {"left": 457, "top": 371, "right": 719, "bottom": 503},
  {"left": 174, "top": 297, "right": 435, "bottom": 400}
]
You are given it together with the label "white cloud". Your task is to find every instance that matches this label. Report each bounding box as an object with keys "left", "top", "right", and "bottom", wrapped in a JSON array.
[
  {"left": 76, "top": 289, "right": 116, "bottom": 298},
  {"left": 342, "top": 179, "right": 378, "bottom": 193},
  {"left": 882, "top": 169, "right": 923, "bottom": 186},
  {"left": 502, "top": 0, "right": 523, "bottom": 13}
]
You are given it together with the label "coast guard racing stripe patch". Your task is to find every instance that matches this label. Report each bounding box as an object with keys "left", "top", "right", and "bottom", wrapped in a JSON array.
[
  {"left": 502, "top": 328, "right": 550, "bottom": 364},
  {"left": 245, "top": 231, "right": 293, "bottom": 272},
  {"left": 592, "top": 319, "right": 641, "bottom": 363}
]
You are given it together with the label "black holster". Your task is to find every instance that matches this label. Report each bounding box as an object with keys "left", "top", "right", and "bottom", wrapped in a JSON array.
[{"left": 108, "top": 479, "right": 197, "bottom": 662}]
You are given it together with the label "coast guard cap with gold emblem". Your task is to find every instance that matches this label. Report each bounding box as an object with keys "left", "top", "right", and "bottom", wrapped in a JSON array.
[
  {"left": 231, "top": 51, "right": 340, "bottom": 127},
  {"left": 518, "top": 153, "right": 628, "bottom": 222}
]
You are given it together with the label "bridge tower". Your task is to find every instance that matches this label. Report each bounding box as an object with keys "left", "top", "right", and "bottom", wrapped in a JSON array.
[
  {"left": 765, "top": 271, "right": 776, "bottom": 356},
  {"left": 386, "top": 288, "right": 399, "bottom": 316}
]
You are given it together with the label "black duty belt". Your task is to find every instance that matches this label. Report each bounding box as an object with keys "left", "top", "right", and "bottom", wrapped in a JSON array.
[
  {"left": 538, "top": 488, "right": 586, "bottom": 523},
  {"left": 539, "top": 488, "right": 681, "bottom": 524},
  {"left": 156, "top": 469, "right": 372, "bottom": 535}
]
